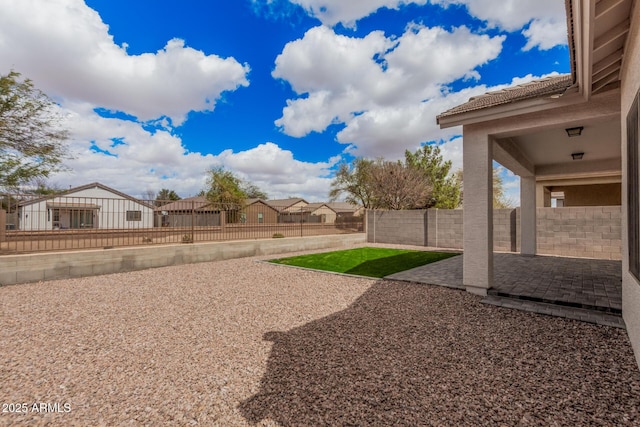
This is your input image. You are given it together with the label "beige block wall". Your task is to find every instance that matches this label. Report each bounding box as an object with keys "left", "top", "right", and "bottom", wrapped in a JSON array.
[
  {"left": 621, "top": 0, "right": 640, "bottom": 371},
  {"left": 536, "top": 207, "right": 622, "bottom": 260},
  {"left": 493, "top": 209, "right": 517, "bottom": 252},
  {"left": 0, "top": 234, "right": 366, "bottom": 286},
  {"left": 367, "top": 210, "right": 427, "bottom": 246},
  {"left": 366, "top": 206, "right": 621, "bottom": 260},
  {"left": 426, "top": 209, "right": 463, "bottom": 249}
]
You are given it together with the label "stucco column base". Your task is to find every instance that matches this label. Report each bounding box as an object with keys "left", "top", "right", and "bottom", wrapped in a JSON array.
[{"left": 465, "top": 285, "right": 488, "bottom": 296}]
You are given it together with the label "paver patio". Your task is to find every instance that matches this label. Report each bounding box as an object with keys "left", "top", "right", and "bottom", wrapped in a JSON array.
[{"left": 386, "top": 252, "right": 624, "bottom": 328}]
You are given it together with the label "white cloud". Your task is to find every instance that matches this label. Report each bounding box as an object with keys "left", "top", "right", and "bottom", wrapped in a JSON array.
[
  {"left": 522, "top": 17, "right": 568, "bottom": 51},
  {"left": 433, "top": 0, "right": 567, "bottom": 50},
  {"left": 284, "top": 0, "right": 567, "bottom": 51},
  {"left": 52, "top": 107, "right": 336, "bottom": 200},
  {"left": 273, "top": 24, "right": 504, "bottom": 157},
  {"left": 0, "top": 0, "right": 250, "bottom": 125},
  {"left": 286, "top": 0, "right": 428, "bottom": 28},
  {"left": 215, "top": 142, "right": 340, "bottom": 200},
  {"left": 0, "top": 0, "right": 337, "bottom": 201},
  {"left": 438, "top": 136, "right": 463, "bottom": 173}
]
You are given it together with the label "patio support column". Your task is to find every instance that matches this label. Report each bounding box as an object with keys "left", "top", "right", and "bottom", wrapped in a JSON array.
[
  {"left": 463, "top": 127, "right": 493, "bottom": 296},
  {"left": 520, "top": 175, "right": 537, "bottom": 256}
]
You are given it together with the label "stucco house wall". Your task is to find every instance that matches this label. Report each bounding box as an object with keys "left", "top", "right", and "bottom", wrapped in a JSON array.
[
  {"left": 19, "top": 183, "right": 154, "bottom": 231},
  {"left": 244, "top": 201, "right": 279, "bottom": 224},
  {"left": 540, "top": 183, "right": 621, "bottom": 207},
  {"left": 621, "top": 0, "right": 640, "bottom": 370},
  {"left": 283, "top": 200, "right": 308, "bottom": 212},
  {"left": 308, "top": 205, "right": 337, "bottom": 223}
]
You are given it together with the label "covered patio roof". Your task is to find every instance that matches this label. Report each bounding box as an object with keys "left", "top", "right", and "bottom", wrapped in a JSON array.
[
  {"left": 432, "top": 0, "right": 632, "bottom": 298},
  {"left": 434, "top": 0, "right": 633, "bottom": 186}
]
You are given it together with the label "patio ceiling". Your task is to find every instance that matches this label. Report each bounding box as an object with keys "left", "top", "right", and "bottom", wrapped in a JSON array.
[{"left": 496, "top": 117, "right": 622, "bottom": 179}]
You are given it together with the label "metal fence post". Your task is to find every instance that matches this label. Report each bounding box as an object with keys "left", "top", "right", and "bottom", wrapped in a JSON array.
[
  {"left": 191, "top": 200, "right": 195, "bottom": 243},
  {"left": 0, "top": 209, "right": 5, "bottom": 243}
]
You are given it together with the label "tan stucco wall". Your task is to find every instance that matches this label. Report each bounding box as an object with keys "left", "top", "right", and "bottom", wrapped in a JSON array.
[
  {"left": 283, "top": 201, "right": 308, "bottom": 212},
  {"left": 547, "top": 183, "right": 621, "bottom": 206},
  {"left": 621, "top": 0, "right": 640, "bottom": 371},
  {"left": 244, "top": 203, "right": 278, "bottom": 224},
  {"left": 311, "top": 206, "right": 337, "bottom": 223}
]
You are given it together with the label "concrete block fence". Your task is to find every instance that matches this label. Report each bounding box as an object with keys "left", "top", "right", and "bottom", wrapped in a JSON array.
[
  {"left": 0, "top": 233, "right": 366, "bottom": 286},
  {"left": 367, "top": 206, "right": 621, "bottom": 260}
]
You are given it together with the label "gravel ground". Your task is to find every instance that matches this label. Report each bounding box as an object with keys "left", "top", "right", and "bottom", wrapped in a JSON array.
[{"left": 1, "top": 246, "right": 639, "bottom": 426}]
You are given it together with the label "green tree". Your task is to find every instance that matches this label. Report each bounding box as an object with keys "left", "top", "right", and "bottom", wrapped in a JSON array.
[
  {"left": 29, "top": 178, "right": 64, "bottom": 196},
  {"left": 243, "top": 182, "right": 268, "bottom": 200},
  {"left": 493, "top": 167, "right": 514, "bottom": 209},
  {"left": 329, "top": 158, "right": 376, "bottom": 208},
  {"left": 203, "top": 167, "right": 248, "bottom": 208},
  {"left": 155, "top": 188, "right": 181, "bottom": 206},
  {"left": 404, "top": 144, "right": 461, "bottom": 209},
  {"left": 0, "top": 71, "right": 69, "bottom": 189}
]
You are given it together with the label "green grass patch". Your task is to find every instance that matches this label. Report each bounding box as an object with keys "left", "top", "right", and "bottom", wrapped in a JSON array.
[{"left": 270, "top": 247, "right": 459, "bottom": 278}]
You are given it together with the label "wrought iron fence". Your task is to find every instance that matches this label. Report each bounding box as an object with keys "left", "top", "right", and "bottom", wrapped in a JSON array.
[{"left": 0, "top": 194, "right": 364, "bottom": 254}]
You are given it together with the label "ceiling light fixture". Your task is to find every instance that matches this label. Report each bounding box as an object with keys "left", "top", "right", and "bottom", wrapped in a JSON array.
[
  {"left": 566, "top": 126, "right": 584, "bottom": 137},
  {"left": 571, "top": 152, "right": 584, "bottom": 160}
]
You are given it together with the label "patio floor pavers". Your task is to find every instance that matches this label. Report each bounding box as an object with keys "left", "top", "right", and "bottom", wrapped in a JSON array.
[{"left": 385, "top": 252, "right": 623, "bottom": 327}]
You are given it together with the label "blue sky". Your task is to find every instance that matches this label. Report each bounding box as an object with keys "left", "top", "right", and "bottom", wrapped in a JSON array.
[{"left": 0, "top": 0, "right": 570, "bottom": 201}]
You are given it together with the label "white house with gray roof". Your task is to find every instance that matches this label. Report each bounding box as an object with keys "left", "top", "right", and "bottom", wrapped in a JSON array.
[{"left": 18, "top": 182, "right": 154, "bottom": 231}]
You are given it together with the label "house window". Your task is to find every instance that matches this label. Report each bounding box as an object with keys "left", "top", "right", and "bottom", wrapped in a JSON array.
[
  {"left": 628, "top": 90, "right": 640, "bottom": 281},
  {"left": 126, "top": 210, "right": 142, "bottom": 221},
  {"left": 70, "top": 209, "right": 94, "bottom": 228},
  {"left": 258, "top": 212, "right": 263, "bottom": 224},
  {"left": 52, "top": 209, "right": 60, "bottom": 228}
]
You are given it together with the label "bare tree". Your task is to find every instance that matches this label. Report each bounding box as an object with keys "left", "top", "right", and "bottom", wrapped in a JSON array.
[
  {"left": 369, "top": 160, "right": 431, "bottom": 210},
  {"left": 143, "top": 189, "right": 156, "bottom": 201}
]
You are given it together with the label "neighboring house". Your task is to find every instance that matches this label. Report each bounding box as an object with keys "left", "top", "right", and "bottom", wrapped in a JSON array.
[
  {"left": 18, "top": 182, "right": 154, "bottom": 231},
  {"left": 243, "top": 199, "right": 279, "bottom": 224},
  {"left": 264, "top": 198, "right": 310, "bottom": 223},
  {"left": 155, "top": 196, "right": 221, "bottom": 227},
  {"left": 304, "top": 203, "right": 337, "bottom": 223},
  {"left": 326, "top": 202, "right": 365, "bottom": 218},
  {"left": 436, "top": 0, "right": 640, "bottom": 366},
  {"left": 265, "top": 198, "right": 309, "bottom": 212}
]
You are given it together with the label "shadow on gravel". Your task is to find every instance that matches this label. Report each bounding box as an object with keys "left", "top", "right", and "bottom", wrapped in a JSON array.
[{"left": 239, "top": 282, "right": 640, "bottom": 426}]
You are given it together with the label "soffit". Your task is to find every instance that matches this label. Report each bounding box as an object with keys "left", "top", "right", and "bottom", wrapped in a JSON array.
[{"left": 588, "top": 0, "right": 633, "bottom": 95}]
